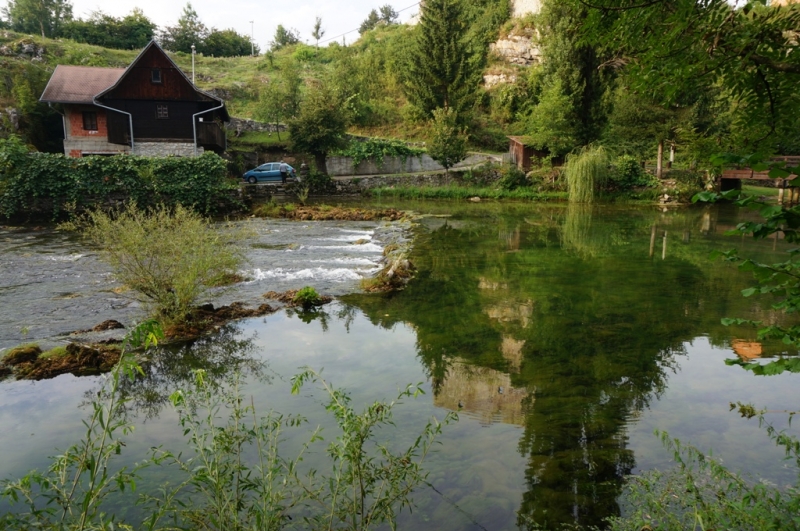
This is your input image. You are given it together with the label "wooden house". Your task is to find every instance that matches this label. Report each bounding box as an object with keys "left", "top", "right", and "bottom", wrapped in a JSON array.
[{"left": 40, "top": 40, "right": 228, "bottom": 158}]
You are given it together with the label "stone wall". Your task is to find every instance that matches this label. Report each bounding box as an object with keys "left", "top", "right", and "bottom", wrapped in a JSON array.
[
  {"left": 64, "top": 138, "right": 131, "bottom": 157},
  {"left": 226, "top": 117, "right": 287, "bottom": 135},
  {"left": 133, "top": 142, "right": 202, "bottom": 157},
  {"left": 326, "top": 153, "right": 498, "bottom": 177}
]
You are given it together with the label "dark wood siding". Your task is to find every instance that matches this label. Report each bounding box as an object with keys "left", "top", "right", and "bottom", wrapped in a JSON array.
[
  {"left": 103, "top": 99, "right": 222, "bottom": 140},
  {"left": 100, "top": 46, "right": 211, "bottom": 102}
]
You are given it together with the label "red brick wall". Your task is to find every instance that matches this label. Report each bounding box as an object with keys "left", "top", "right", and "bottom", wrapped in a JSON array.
[{"left": 67, "top": 107, "right": 108, "bottom": 138}]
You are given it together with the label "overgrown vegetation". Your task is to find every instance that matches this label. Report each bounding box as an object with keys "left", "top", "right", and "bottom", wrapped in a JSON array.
[
  {"left": 0, "top": 137, "right": 239, "bottom": 220},
  {"left": 1, "top": 321, "right": 455, "bottom": 530},
  {"left": 332, "top": 138, "right": 424, "bottom": 168},
  {"left": 77, "top": 202, "right": 244, "bottom": 326}
]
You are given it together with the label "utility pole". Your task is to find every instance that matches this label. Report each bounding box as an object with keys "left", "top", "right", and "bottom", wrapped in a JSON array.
[
  {"left": 250, "top": 21, "right": 254, "bottom": 56},
  {"left": 191, "top": 44, "right": 196, "bottom": 84}
]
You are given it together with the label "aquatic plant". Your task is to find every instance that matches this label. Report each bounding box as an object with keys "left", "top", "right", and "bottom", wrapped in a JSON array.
[
  {"left": 294, "top": 286, "right": 323, "bottom": 310},
  {"left": 80, "top": 202, "right": 245, "bottom": 326},
  {"left": 565, "top": 145, "right": 609, "bottom": 203}
]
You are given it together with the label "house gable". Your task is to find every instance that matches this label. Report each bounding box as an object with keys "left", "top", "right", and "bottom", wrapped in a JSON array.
[{"left": 98, "top": 42, "right": 216, "bottom": 103}]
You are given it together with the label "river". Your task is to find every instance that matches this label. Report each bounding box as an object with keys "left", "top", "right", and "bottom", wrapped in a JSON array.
[{"left": 0, "top": 200, "right": 798, "bottom": 529}]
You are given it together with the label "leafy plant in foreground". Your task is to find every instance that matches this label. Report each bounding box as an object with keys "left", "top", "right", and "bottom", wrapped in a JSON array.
[
  {"left": 290, "top": 368, "right": 457, "bottom": 530},
  {"left": 0, "top": 319, "right": 163, "bottom": 530}
]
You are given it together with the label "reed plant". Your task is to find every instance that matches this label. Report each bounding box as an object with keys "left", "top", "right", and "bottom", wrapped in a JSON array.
[{"left": 565, "top": 145, "right": 610, "bottom": 203}]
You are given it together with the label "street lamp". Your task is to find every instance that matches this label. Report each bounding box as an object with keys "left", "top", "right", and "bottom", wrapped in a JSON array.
[
  {"left": 191, "top": 44, "right": 196, "bottom": 85},
  {"left": 249, "top": 20, "right": 254, "bottom": 57}
]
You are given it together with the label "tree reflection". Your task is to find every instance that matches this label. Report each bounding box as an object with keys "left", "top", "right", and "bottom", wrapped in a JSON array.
[
  {"left": 86, "top": 324, "right": 266, "bottom": 420},
  {"left": 343, "top": 204, "right": 771, "bottom": 529}
]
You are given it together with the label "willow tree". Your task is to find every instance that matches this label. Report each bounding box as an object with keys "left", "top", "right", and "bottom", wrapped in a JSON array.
[{"left": 403, "top": 0, "right": 480, "bottom": 121}]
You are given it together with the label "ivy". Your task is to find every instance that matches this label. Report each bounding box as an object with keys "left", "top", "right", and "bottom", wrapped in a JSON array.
[
  {"left": 0, "top": 150, "right": 241, "bottom": 220},
  {"left": 332, "top": 138, "right": 424, "bottom": 169}
]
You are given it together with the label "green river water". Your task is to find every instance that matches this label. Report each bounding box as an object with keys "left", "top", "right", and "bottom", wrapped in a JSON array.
[{"left": 1, "top": 200, "right": 798, "bottom": 529}]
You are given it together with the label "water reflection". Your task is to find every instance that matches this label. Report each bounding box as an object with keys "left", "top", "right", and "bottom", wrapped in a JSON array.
[
  {"left": 344, "top": 202, "right": 795, "bottom": 529},
  {"left": 111, "top": 325, "right": 265, "bottom": 420}
]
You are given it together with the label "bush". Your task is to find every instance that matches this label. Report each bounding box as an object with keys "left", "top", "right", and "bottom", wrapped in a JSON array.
[
  {"left": 293, "top": 286, "right": 323, "bottom": 310},
  {"left": 80, "top": 203, "right": 244, "bottom": 324},
  {"left": 0, "top": 142, "right": 239, "bottom": 220},
  {"left": 496, "top": 164, "right": 529, "bottom": 190},
  {"left": 610, "top": 155, "right": 654, "bottom": 191},
  {"left": 332, "top": 138, "right": 424, "bottom": 168}
]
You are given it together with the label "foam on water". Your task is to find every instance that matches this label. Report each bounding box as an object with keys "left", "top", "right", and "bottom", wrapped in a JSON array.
[
  {"left": 250, "top": 267, "right": 367, "bottom": 282},
  {"left": 47, "top": 254, "right": 85, "bottom": 262},
  {"left": 307, "top": 257, "right": 378, "bottom": 266},
  {"left": 304, "top": 243, "right": 383, "bottom": 253}
]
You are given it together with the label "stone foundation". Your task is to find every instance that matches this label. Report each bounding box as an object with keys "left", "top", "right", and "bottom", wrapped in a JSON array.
[{"left": 133, "top": 142, "right": 202, "bottom": 157}]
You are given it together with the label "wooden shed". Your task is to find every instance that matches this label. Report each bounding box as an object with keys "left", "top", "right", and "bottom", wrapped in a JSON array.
[{"left": 507, "top": 136, "right": 546, "bottom": 171}]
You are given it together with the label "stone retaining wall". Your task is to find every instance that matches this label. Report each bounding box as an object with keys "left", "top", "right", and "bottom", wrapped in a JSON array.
[{"left": 326, "top": 153, "right": 498, "bottom": 177}]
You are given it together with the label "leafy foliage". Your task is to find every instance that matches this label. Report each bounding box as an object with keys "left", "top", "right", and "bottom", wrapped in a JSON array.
[
  {"left": 61, "top": 9, "right": 157, "bottom": 50},
  {"left": 359, "top": 5, "right": 399, "bottom": 34},
  {"left": 427, "top": 107, "right": 468, "bottom": 172},
  {"left": 565, "top": 145, "right": 609, "bottom": 203},
  {"left": 0, "top": 145, "right": 238, "bottom": 220},
  {"left": 159, "top": 2, "right": 207, "bottom": 54},
  {"left": 271, "top": 24, "right": 300, "bottom": 50},
  {"left": 0, "top": 320, "right": 163, "bottom": 531},
  {"left": 80, "top": 202, "right": 245, "bottom": 324},
  {"left": 293, "top": 286, "right": 323, "bottom": 310},
  {"left": 608, "top": 426, "right": 800, "bottom": 531},
  {"left": 332, "top": 138, "right": 424, "bottom": 167},
  {"left": 201, "top": 28, "right": 256, "bottom": 57},
  {"left": 3, "top": 0, "right": 72, "bottom": 38},
  {"left": 288, "top": 84, "right": 350, "bottom": 174}
]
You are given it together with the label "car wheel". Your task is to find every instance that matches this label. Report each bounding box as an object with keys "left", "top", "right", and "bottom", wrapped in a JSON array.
[{"left": 248, "top": 176, "right": 257, "bottom": 184}]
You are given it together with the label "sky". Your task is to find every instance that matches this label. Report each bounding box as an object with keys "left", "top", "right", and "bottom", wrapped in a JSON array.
[{"left": 67, "top": 0, "right": 422, "bottom": 52}]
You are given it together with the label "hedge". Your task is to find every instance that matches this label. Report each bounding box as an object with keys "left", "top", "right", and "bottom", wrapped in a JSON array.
[{"left": 0, "top": 143, "right": 240, "bottom": 220}]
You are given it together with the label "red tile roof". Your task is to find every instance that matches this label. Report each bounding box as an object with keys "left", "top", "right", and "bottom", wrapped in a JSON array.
[{"left": 40, "top": 65, "right": 125, "bottom": 104}]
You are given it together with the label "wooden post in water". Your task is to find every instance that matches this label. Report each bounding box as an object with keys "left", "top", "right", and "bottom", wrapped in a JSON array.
[
  {"left": 662, "top": 231, "right": 668, "bottom": 260},
  {"left": 779, "top": 183, "right": 785, "bottom": 204},
  {"left": 650, "top": 225, "right": 657, "bottom": 257}
]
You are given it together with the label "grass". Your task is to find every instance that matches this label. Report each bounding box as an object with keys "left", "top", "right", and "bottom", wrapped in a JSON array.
[
  {"left": 742, "top": 184, "right": 780, "bottom": 197},
  {"left": 38, "top": 346, "right": 68, "bottom": 360},
  {"left": 365, "top": 185, "right": 568, "bottom": 201}
]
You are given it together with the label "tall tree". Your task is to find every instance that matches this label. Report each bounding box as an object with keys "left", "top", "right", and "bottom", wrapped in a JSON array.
[
  {"left": 62, "top": 9, "right": 156, "bottom": 50},
  {"left": 311, "top": 16, "right": 324, "bottom": 47},
  {"left": 289, "top": 83, "right": 349, "bottom": 175},
  {"left": 160, "top": 3, "right": 208, "bottom": 53},
  {"left": 4, "top": 0, "right": 72, "bottom": 38},
  {"left": 257, "top": 61, "right": 302, "bottom": 140},
  {"left": 403, "top": 0, "right": 480, "bottom": 121},
  {"left": 201, "top": 28, "right": 256, "bottom": 57},
  {"left": 271, "top": 25, "right": 300, "bottom": 50}
]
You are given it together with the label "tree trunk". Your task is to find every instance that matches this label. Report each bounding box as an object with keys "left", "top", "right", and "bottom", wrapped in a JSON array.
[
  {"left": 656, "top": 140, "right": 664, "bottom": 179},
  {"left": 669, "top": 144, "right": 675, "bottom": 169},
  {"left": 314, "top": 152, "right": 328, "bottom": 176}
]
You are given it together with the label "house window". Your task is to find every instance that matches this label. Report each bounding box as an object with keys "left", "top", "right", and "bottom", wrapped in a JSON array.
[
  {"left": 82, "top": 111, "right": 98, "bottom": 131},
  {"left": 156, "top": 104, "right": 169, "bottom": 119},
  {"left": 151, "top": 68, "right": 162, "bottom": 83}
]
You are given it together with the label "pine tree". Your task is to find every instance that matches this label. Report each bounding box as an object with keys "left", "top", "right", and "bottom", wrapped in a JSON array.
[{"left": 404, "top": 0, "right": 479, "bottom": 122}]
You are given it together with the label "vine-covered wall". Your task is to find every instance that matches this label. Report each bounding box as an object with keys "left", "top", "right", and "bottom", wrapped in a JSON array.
[{"left": 0, "top": 149, "right": 240, "bottom": 220}]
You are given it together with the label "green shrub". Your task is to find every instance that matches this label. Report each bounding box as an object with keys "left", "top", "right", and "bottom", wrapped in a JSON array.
[
  {"left": 81, "top": 202, "right": 245, "bottom": 325},
  {"left": 610, "top": 155, "right": 654, "bottom": 190},
  {"left": 496, "top": 164, "right": 529, "bottom": 190},
  {"left": 0, "top": 139, "right": 239, "bottom": 219}
]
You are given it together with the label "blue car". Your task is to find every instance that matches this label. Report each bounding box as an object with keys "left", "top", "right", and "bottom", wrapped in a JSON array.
[{"left": 243, "top": 162, "right": 298, "bottom": 184}]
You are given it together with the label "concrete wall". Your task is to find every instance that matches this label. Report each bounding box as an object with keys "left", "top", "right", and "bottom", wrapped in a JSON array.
[{"left": 326, "top": 153, "right": 497, "bottom": 177}]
